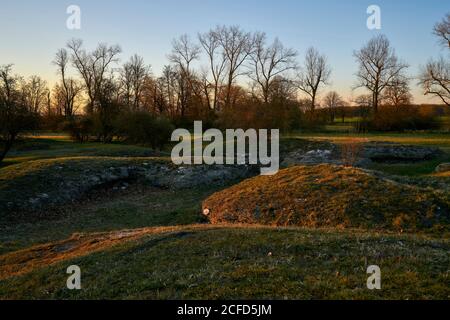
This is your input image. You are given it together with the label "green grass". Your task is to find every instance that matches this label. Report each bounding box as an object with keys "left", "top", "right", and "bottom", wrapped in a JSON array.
[
  {"left": 0, "top": 226, "right": 449, "bottom": 299},
  {"left": 0, "top": 186, "right": 212, "bottom": 255},
  {"left": 2, "top": 136, "right": 167, "bottom": 167},
  {"left": 284, "top": 132, "right": 450, "bottom": 176},
  {"left": 1, "top": 132, "right": 450, "bottom": 299},
  {"left": 0, "top": 156, "right": 173, "bottom": 218},
  {"left": 367, "top": 154, "right": 450, "bottom": 176},
  {"left": 288, "top": 132, "right": 450, "bottom": 149}
]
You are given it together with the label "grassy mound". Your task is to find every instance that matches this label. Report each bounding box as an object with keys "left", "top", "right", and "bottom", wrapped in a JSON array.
[
  {"left": 203, "top": 165, "right": 450, "bottom": 232},
  {"left": 434, "top": 171, "right": 450, "bottom": 178},
  {"left": 0, "top": 157, "right": 171, "bottom": 218},
  {"left": 0, "top": 156, "right": 255, "bottom": 221}
]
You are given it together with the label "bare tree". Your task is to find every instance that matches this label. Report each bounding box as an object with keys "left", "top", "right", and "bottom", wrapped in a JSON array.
[
  {"left": 120, "top": 54, "right": 150, "bottom": 110},
  {"left": 267, "top": 76, "right": 298, "bottom": 105},
  {"left": 66, "top": 39, "right": 121, "bottom": 112},
  {"left": 168, "top": 35, "right": 201, "bottom": 117},
  {"left": 159, "top": 65, "right": 178, "bottom": 117},
  {"left": 354, "top": 35, "right": 408, "bottom": 113},
  {"left": 0, "top": 65, "right": 37, "bottom": 162},
  {"left": 323, "top": 91, "right": 344, "bottom": 122},
  {"left": 353, "top": 94, "right": 372, "bottom": 132},
  {"left": 419, "top": 14, "right": 450, "bottom": 106},
  {"left": 64, "top": 39, "right": 121, "bottom": 142},
  {"left": 433, "top": 13, "right": 450, "bottom": 49},
  {"left": 214, "top": 25, "right": 254, "bottom": 108},
  {"left": 198, "top": 30, "right": 227, "bottom": 110},
  {"left": 382, "top": 74, "right": 412, "bottom": 108},
  {"left": 21, "top": 75, "right": 49, "bottom": 114},
  {"left": 144, "top": 76, "right": 167, "bottom": 115},
  {"left": 169, "top": 34, "right": 200, "bottom": 77},
  {"left": 53, "top": 48, "right": 82, "bottom": 118},
  {"left": 419, "top": 57, "right": 450, "bottom": 106},
  {"left": 120, "top": 59, "right": 133, "bottom": 108},
  {"left": 249, "top": 33, "right": 297, "bottom": 103},
  {"left": 297, "top": 47, "right": 331, "bottom": 111},
  {"left": 0, "top": 65, "right": 20, "bottom": 117}
]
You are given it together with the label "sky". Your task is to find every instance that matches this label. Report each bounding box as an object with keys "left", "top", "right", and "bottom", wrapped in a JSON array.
[{"left": 0, "top": 0, "right": 448, "bottom": 104}]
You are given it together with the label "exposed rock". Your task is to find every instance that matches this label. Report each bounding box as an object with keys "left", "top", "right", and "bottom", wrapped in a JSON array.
[
  {"left": 150, "top": 164, "right": 258, "bottom": 189},
  {"left": 0, "top": 159, "right": 259, "bottom": 215},
  {"left": 281, "top": 141, "right": 442, "bottom": 167},
  {"left": 281, "top": 141, "right": 340, "bottom": 167},
  {"left": 435, "top": 163, "right": 450, "bottom": 173},
  {"left": 363, "top": 143, "right": 441, "bottom": 163}
]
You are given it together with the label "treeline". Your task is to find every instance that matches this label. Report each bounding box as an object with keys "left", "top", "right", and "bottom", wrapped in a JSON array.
[{"left": 1, "top": 14, "right": 449, "bottom": 161}]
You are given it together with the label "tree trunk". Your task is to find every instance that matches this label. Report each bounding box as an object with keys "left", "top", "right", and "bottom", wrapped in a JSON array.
[
  {"left": 0, "top": 137, "right": 14, "bottom": 163},
  {"left": 311, "top": 94, "right": 316, "bottom": 112},
  {"left": 373, "top": 91, "right": 379, "bottom": 113}
]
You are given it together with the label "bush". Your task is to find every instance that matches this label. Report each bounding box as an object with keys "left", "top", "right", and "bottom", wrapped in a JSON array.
[
  {"left": 0, "top": 103, "right": 39, "bottom": 162},
  {"left": 361, "top": 106, "right": 440, "bottom": 132},
  {"left": 298, "top": 110, "right": 327, "bottom": 131},
  {"left": 215, "top": 99, "right": 304, "bottom": 132},
  {"left": 115, "top": 111, "right": 174, "bottom": 150},
  {"left": 62, "top": 116, "right": 93, "bottom": 143},
  {"left": 40, "top": 114, "right": 66, "bottom": 131},
  {"left": 149, "top": 116, "right": 175, "bottom": 150},
  {"left": 341, "top": 138, "right": 364, "bottom": 167}
]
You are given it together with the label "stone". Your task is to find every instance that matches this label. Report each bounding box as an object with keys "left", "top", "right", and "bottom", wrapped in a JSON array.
[
  {"left": 281, "top": 148, "right": 338, "bottom": 167},
  {"left": 435, "top": 163, "right": 450, "bottom": 173},
  {"left": 119, "top": 167, "right": 129, "bottom": 177},
  {"left": 363, "top": 143, "right": 441, "bottom": 162}
]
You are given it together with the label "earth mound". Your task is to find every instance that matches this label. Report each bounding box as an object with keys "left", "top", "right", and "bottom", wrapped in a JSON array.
[
  {"left": 202, "top": 165, "right": 450, "bottom": 232},
  {"left": 0, "top": 157, "right": 257, "bottom": 217}
]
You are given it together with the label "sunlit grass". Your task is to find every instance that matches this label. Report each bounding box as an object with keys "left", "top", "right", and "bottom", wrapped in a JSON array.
[
  {"left": 0, "top": 225, "right": 448, "bottom": 299},
  {"left": 1, "top": 132, "right": 449, "bottom": 299},
  {"left": 287, "top": 132, "right": 450, "bottom": 149}
]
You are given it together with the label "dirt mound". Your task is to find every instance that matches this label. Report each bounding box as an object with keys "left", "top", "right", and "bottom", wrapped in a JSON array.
[
  {"left": 0, "top": 157, "right": 257, "bottom": 218},
  {"left": 203, "top": 165, "right": 450, "bottom": 232}
]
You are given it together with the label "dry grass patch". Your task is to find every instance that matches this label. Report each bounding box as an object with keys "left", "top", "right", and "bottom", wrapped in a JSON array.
[
  {"left": 0, "top": 225, "right": 215, "bottom": 280},
  {"left": 203, "top": 165, "right": 450, "bottom": 232}
]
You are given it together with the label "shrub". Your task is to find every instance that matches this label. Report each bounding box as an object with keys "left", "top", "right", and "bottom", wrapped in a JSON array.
[
  {"left": 148, "top": 116, "right": 175, "bottom": 150},
  {"left": 40, "top": 114, "right": 66, "bottom": 131},
  {"left": 216, "top": 99, "right": 304, "bottom": 132},
  {"left": 0, "top": 103, "right": 39, "bottom": 162},
  {"left": 62, "top": 116, "right": 93, "bottom": 143},
  {"left": 341, "top": 138, "right": 365, "bottom": 167},
  {"left": 115, "top": 111, "right": 174, "bottom": 150},
  {"left": 365, "top": 106, "right": 439, "bottom": 131}
]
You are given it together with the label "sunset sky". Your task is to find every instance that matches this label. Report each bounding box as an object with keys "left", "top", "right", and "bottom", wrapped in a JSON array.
[{"left": 0, "top": 0, "right": 448, "bottom": 104}]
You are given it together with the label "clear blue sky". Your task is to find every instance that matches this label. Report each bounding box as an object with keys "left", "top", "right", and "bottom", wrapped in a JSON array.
[{"left": 0, "top": 0, "right": 448, "bottom": 103}]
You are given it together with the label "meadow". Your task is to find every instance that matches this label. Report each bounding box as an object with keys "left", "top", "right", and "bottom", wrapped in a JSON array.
[{"left": 0, "top": 130, "right": 449, "bottom": 299}]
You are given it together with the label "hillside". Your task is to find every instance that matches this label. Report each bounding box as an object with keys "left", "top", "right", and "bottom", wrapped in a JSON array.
[{"left": 203, "top": 165, "right": 450, "bottom": 232}]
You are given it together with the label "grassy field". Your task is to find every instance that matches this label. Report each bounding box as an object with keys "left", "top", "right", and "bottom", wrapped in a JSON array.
[
  {"left": 0, "top": 131, "right": 449, "bottom": 299},
  {"left": 0, "top": 185, "right": 210, "bottom": 255},
  {"left": 288, "top": 131, "right": 450, "bottom": 176},
  {"left": 1, "top": 225, "right": 449, "bottom": 299},
  {"left": 1, "top": 137, "right": 166, "bottom": 168}
]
